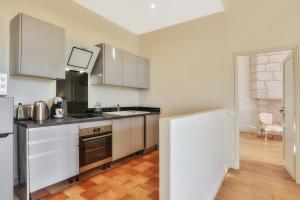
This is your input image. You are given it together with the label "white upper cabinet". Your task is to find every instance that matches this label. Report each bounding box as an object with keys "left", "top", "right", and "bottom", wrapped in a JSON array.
[
  {"left": 104, "top": 44, "right": 123, "bottom": 86},
  {"left": 138, "top": 57, "right": 150, "bottom": 89},
  {"left": 91, "top": 43, "right": 150, "bottom": 89},
  {"left": 91, "top": 44, "right": 123, "bottom": 86},
  {"left": 123, "top": 51, "right": 138, "bottom": 87},
  {"left": 10, "top": 13, "right": 66, "bottom": 79}
]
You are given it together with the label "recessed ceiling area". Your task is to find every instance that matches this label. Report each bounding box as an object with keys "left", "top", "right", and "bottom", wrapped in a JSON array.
[{"left": 72, "top": 0, "right": 225, "bottom": 35}]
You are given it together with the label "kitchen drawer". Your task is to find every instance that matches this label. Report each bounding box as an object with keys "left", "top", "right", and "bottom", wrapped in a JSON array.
[
  {"left": 28, "top": 124, "right": 79, "bottom": 142},
  {"left": 28, "top": 135, "right": 78, "bottom": 156},
  {"left": 29, "top": 147, "right": 79, "bottom": 192}
]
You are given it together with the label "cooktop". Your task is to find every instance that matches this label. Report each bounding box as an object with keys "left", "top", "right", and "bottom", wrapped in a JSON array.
[{"left": 69, "top": 113, "right": 105, "bottom": 119}]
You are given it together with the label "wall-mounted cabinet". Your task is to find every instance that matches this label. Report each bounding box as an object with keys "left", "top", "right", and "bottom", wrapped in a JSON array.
[
  {"left": 10, "top": 13, "right": 66, "bottom": 79},
  {"left": 138, "top": 57, "right": 150, "bottom": 89},
  {"left": 104, "top": 44, "right": 123, "bottom": 86},
  {"left": 91, "top": 43, "right": 150, "bottom": 89},
  {"left": 123, "top": 51, "right": 138, "bottom": 87}
]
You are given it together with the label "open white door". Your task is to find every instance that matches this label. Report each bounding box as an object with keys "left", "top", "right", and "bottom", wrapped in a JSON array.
[{"left": 283, "top": 54, "right": 295, "bottom": 179}]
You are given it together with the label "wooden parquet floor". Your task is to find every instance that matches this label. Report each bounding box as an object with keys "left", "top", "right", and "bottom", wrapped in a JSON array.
[
  {"left": 216, "top": 132, "right": 300, "bottom": 200},
  {"left": 35, "top": 151, "right": 159, "bottom": 200}
]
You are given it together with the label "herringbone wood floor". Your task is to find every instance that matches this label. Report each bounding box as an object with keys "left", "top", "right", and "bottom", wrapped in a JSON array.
[{"left": 32, "top": 151, "right": 158, "bottom": 200}]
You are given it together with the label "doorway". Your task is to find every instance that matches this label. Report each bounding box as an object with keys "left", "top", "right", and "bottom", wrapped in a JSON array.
[{"left": 234, "top": 47, "right": 299, "bottom": 181}]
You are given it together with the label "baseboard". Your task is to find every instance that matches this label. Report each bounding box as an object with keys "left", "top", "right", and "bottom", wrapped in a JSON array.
[
  {"left": 240, "top": 130, "right": 256, "bottom": 133},
  {"left": 14, "top": 176, "right": 19, "bottom": 186},
  {"left": 209, "top": 165, "right": 228, "bottom": 200},
  {"left": 226, "top": 159, "right": 239, "bottom": 169},
  {"left": 240, "top": 131, "right": 256, "bottom": 135},
  {"left": 283, "top": 160, "right": 295, "bottom": 180}
]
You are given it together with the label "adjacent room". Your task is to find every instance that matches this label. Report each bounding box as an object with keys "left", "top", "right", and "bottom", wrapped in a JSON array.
[
  {"left": 218, "top": 50, "right": 298, "bottom": 199},
  {"left": 1, "top": 0, "right": 300, "bottom": 200}
]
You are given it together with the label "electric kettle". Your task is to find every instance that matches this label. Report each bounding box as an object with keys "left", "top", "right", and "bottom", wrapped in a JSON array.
[{"left": 33, "top": 101, "right": 49, "bottom": 122}]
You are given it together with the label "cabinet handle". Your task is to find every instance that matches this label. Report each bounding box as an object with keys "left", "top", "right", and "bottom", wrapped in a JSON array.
[
  {"left": 81, "top": 134, "right": 112, "bottom": 142},
  {"left": 0, "top": 133, "right": 11, "bottom": 138}
]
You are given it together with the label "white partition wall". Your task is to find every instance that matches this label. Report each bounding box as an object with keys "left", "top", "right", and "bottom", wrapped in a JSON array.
[{"left": 160, "top": 109, "right": 230, "bottom": 200}]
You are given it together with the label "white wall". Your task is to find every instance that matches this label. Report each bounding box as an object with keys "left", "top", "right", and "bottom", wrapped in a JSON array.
[
  {"left": 0, "top": 0, "right": 140, "bottom": 107},
  {"left": 160, "top": 109, "right": 230, "bottom": 200},
  {"left": 138, "top": 0, "right": 300, "bottom": 177},
  {"left": 237, "top": 56, "right": 258, "bottom": 132},
  {"left": 88, "top": 84, "right": 139, "bottom": 108}
]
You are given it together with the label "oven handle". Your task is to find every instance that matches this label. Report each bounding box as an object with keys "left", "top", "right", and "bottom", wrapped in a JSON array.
[{"left": 81, "top": 133, "right": 112, "bottom": 142}]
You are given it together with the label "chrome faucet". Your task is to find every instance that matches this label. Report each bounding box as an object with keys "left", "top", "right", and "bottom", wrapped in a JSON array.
[{"left": 116, "top": 104, "right": 120, "bottom": 111}]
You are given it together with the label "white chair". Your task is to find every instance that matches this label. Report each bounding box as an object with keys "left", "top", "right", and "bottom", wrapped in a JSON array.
[{"left": 258, "top": 113, "right": 283, "bottom": 139}]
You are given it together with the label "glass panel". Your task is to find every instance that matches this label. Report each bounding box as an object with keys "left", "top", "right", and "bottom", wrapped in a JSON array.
[{"left": 80, "top": 135, "right": 112, "bottom": 167}]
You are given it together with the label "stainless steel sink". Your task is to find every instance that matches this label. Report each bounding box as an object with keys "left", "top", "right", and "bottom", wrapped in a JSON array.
[{"left": 103, "top": 110, "right": 150, "bottom": 116}]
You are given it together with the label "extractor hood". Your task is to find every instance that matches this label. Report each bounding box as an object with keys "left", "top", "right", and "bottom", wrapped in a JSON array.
[{"left": 65, "top": 38, "right": 100, "bottom": 73}]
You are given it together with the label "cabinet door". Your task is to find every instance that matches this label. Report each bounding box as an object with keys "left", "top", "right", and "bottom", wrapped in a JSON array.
[
  {"left": 146, "top": 114, "right": 159, "bottom": 149},
  {"left": 28, "top": 124, "right": 79, "bottom": 192},
  {"left": 21, "top": 14, "right": 65, "bottom": 79},
  {"left": 104, "top": 44, "right": 123, "bottom": 86},
  {"left": 29, "top": 147, "right": 79, "bottom": 192},
  {"left": 138, "top": 57, "right": 150, "bottom": 89},
  {"left": 28, "top": 124, "right": 79, "bottom": 142},
  {"left": 112, "top": 118, "right": 131, "bottom": 161},
  {"left": 123, "top": 52, "right": 138, "bottom": 87},
  {"left": 130, "top": 116, "right": 144, "bottom": 153}
]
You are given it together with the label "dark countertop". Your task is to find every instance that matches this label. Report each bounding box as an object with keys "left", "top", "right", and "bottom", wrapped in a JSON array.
[{"left": 15, "top": 107, "right": 160, "bottom": 129}]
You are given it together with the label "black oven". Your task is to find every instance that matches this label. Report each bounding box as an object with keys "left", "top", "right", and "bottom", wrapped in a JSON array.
[{"left": 79, "top": 125, "right": 112, "bottom": 173}]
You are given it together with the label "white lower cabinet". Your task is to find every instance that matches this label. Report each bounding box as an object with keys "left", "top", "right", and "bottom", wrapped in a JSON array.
[
  {"left": 130, "top": 117, "right": 144, "bottom": 153},
  {"left": 112, "top": 116, "right": 144, "bottom": 161},
  {"left": 29, "top": 147, "right": 78, "bottom": 192},
  {"left": 146, "top": 114, "right": 159, "bottom": 149},
  {"left": 112, "top": 118, "right": 131, "bottom": 161},
  {"left": 28, "top": 124, "right": 79, "bottom": 193}
]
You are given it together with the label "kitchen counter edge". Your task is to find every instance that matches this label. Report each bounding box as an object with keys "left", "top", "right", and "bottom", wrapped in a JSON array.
[{"left": 15, "top": 112, "right": 160, "bottom": 129}]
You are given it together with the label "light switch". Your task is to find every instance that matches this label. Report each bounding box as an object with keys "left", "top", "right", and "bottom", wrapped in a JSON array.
[{"left": 0, "top": 74, "right": 8, "bottom": 96}]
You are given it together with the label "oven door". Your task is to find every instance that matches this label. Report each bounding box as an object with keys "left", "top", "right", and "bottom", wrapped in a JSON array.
[{"left": 79, "top": 133, "right": 112, "bottom": 170}]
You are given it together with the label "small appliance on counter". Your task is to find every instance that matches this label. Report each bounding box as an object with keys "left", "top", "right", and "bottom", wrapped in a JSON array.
[
  {"left": 33, "top": 101, "right": 49, "bottom": 122},
  {"left": 51, "top": 97, "right": 65, "bottom": 118},
  {"left": 16, "top": 103, "right": 33, "bottom": 120}
]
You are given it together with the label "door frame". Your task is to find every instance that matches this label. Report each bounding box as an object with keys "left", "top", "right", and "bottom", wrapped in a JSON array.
[
  {"left": 233, "top": 45, "right": 300, "bottom": 183},
  {"left": 282, "top": 54, "right": 295, "bottom": 178}
]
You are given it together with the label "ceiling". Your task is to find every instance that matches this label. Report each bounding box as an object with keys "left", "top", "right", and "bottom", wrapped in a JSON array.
[{"left": 72, "top": 0, "right": 224, "bottom": 35}]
